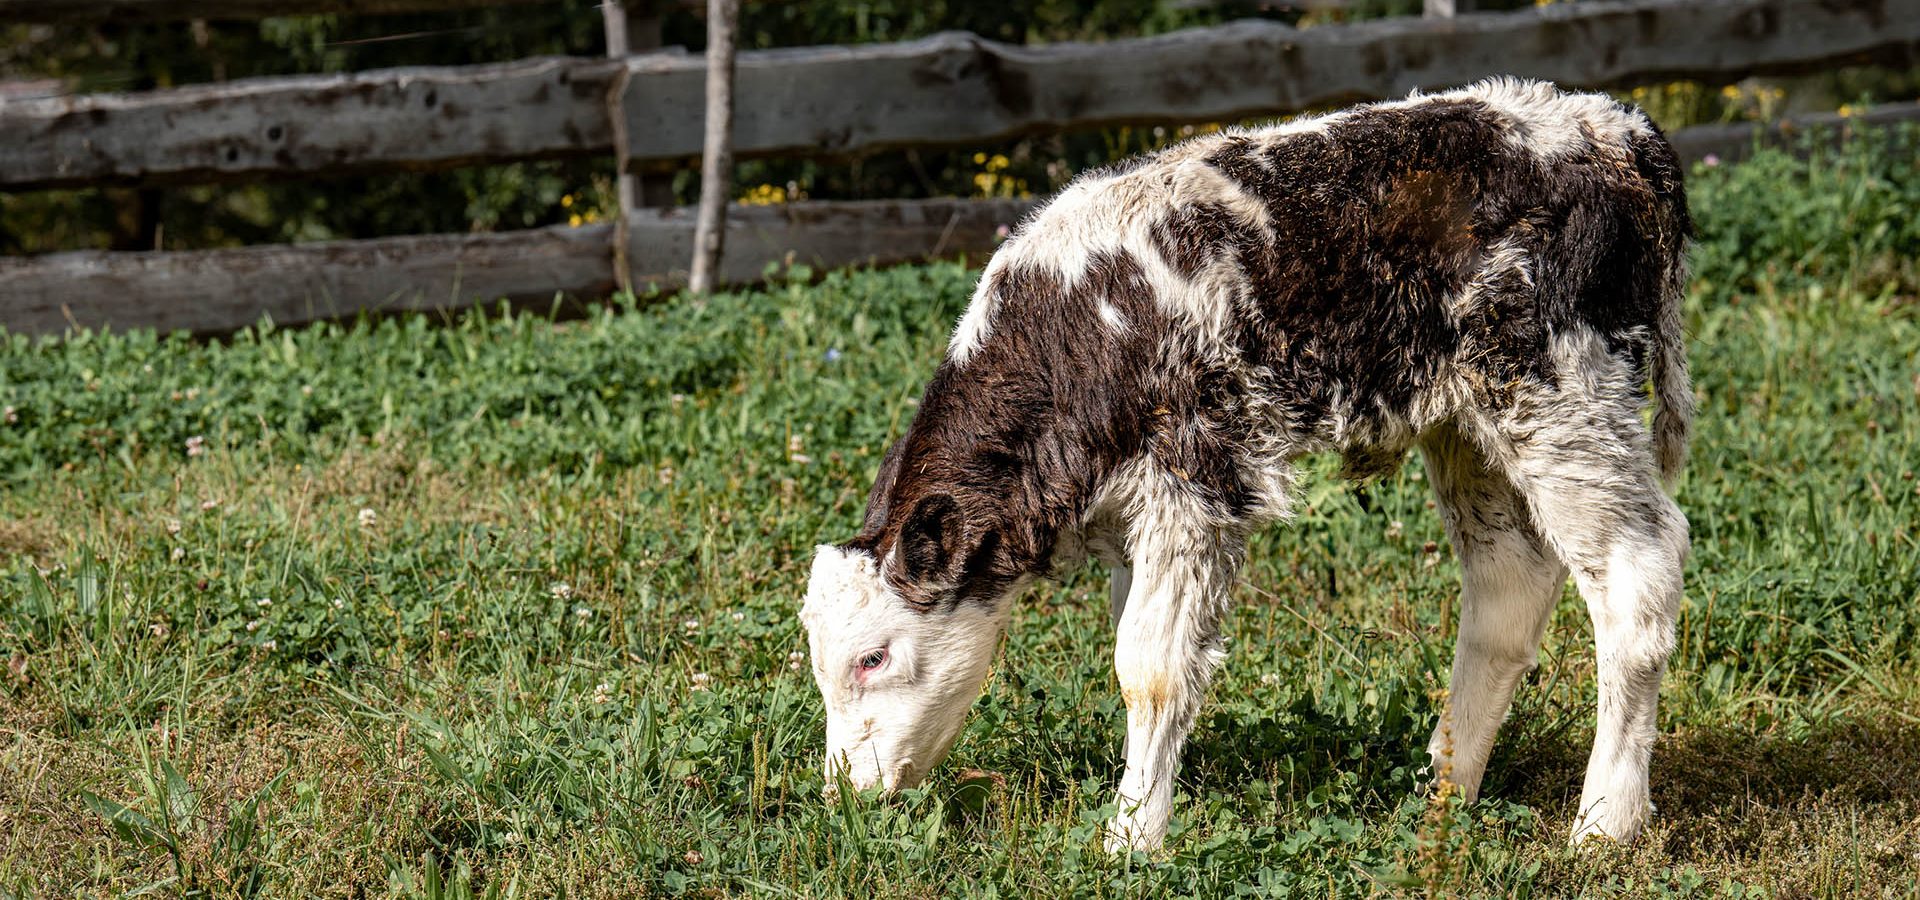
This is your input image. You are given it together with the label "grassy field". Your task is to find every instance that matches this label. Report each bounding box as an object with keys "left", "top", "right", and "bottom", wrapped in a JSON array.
[{"left": 3, "top": 135, "right": 1919, "bottom": 898}]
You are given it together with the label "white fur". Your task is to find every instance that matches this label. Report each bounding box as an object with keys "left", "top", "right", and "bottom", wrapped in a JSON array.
[
  {"left": 1454, "top": 327, "right": 1689, "bottom": 845},
  {"left": 1416, "top": 77, "right": 1651, "bottom": 161},
  {"left": 1095, "top": 460, "right": 1244, "bottom": 852},
  {"left": 1449, "top": 234, "right": 1535, "bottom": 322},
  {"left": 801, "top": 545, "right": 1014, "bottom": 793},
  {"left": 1419, "top": 425, "right": 1567, "bottom": 799},
  {"left": 948, "top": 255, "right": 1008, "bottom": 364},
  {"left": 1148, "top": 158, "right": 1273, "bottom": 349},
  {"left": 949, "top": 177, "right": 1133, "bottom": 363}
]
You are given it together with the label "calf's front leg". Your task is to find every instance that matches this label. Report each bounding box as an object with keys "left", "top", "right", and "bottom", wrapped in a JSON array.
[{"left": 1105, "top": 505, "right": 1241, "bottom": 854}]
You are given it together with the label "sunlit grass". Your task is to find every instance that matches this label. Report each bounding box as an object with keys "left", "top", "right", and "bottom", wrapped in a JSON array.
[{"left": 3, "top": 138, "right": 1919, "bottom": 897}]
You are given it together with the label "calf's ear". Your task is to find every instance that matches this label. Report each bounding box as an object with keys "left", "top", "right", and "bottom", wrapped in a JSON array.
[
  {"left": 860, "top": 436, "right": 908, "bottom": 538},
  {"left": 896, "top": 494, "right": 1015, "bottom": 610},
  {"left": 899, "top": 494, "right": 963, "bottom": 588}
]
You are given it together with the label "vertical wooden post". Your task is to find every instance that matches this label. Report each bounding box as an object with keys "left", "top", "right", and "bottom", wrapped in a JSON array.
[
  {"left": 688, "top": 0, "right": 739, "bottom": 295},
  {"left": 602, "top": 0, "right": 640, "bottom": 295}
]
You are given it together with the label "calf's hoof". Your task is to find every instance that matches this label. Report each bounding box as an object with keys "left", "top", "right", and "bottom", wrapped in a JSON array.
[
  {"left": 1102, "top": 813, "right": 1163, "bottom": 856},
  {"left": 1568, "top": 797, "right": 1652, "bottom": 847}
]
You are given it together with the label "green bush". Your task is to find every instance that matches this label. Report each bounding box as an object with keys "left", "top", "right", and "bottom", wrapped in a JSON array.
[{"left": 1690, "top": 124, "right": 1920, "bottom": 302}]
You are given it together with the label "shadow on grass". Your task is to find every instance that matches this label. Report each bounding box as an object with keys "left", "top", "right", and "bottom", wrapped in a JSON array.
[
  {"left": 1184, "top": 698, "right": 1920, "bottom": 841},
  {"left": 1479, "top": 712, "right": 1920, "bottom": 867},
  {"left": 1494, "top": 715, "right": 1920, "bottom": 813}
]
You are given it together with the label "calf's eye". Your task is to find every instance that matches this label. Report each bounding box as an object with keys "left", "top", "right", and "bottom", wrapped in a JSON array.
[{"left": 859, "top": 649, "right": 888, "bottom": 671}]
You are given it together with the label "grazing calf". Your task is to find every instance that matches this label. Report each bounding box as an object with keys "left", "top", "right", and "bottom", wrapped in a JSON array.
[{"left": 800, "top": 78, "right": 1692, "bottom": 852}]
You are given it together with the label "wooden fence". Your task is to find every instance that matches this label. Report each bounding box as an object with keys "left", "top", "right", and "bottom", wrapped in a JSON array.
[
  {"left": 4, "top": 0, "right": 1920, "bottom": 335},
  {"left": 0, "top": 0, "right": 698, "bottom": 23}
]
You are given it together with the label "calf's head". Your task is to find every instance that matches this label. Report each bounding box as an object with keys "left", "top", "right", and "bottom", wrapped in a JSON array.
[{"left": 800, "top": 491, "right": 1019, "bottom": 794}]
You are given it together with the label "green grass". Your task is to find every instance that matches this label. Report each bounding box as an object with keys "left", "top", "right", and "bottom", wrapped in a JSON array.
[{"left": 4, "top": 133, "right": 1920, "bottom": 898}]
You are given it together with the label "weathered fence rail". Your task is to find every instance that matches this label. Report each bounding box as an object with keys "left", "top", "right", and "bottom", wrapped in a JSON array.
[
  {"left": 6, "top": 0, "right": 1917, "bottom": 191},
  {"left": 1666, "top": 99, "right": 1920, "bottom": 165},
  {"left": 0, "top": 0, "right": 715, "bottom": 22},
  {"left": 0, "top": 198, "right": 1034, "bottom": 334}
]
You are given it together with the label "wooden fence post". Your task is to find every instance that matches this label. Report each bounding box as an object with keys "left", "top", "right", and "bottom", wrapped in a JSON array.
[
  {"left": 603, "top": 0, "right": 639, "bottom": 295},
  {"left": 688, "top": 0, "right": 739, "bottom": 295},
  {"left": 1424, "top": 0, "right": 1471, "bottom": 18}
]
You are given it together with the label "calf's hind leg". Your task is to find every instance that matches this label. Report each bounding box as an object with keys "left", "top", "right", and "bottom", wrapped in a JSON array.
[
  {"left": 1420, "top": 424, "right": 1569, "bottom": 801},
  {"left": 1472, "top": 374, "right": 1689, "bottom": 844}
]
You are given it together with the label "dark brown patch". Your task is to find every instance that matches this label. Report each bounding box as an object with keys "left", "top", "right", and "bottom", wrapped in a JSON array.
[
  {"left": 1378, "top": 169, "right": 1476, "bottom": 261},
  {"left": 850, "top": 250, "right": 1194, "bottom": 610},
  {"left": 1151, "top": 201, "right": 1236, "bottom": 280}
]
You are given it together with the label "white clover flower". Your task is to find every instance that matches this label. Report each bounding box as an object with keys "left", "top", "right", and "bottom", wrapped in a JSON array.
[
  {"left": 165, "top": 519, "right": 182, "bottom": 536},
  {"left": 730, "top": 611, "right": 746, "bottom": 623},
  {"left": 787, "top": 650, "right": 806, "bottom": 672},
  {"left": 1260, "top": 673, "right": 1281, "bottom": 686},
  {"left": 658, "top": 466, "right": 677, "bottom": 485},
  {"left": 261, "top": 639, "right": 277, "bottom": 651},
  {"left": 592, "top": 681, "right": 613, "bottom": 704},
  {"left": 690, "top": 672, "right": 712, "bottom": 691},
  {"left": 331, "top": 597, "right": 344, "bottom": 610},
  {"left": 200, "top": 498, "right": 219, "bottom": 512},
  {"left": 246, "top": 619, "right": 262, "bottom": 632},
  {"left": 682, "top": 618, "right": 700, "bottom": 633},
  {"left": 357, "top": 508, "right": 378, "bottom": 529},
  {"left": 150, "top": 622, "right": 169, "bottom": 638},
  {"left": 185, "top": 435, "right": 206, "bottom": 457},
  {"left": 1386, "top": 520, "right": 1404, "bottom": 541},
  {"left": 256, "top": 597, "right": 271, "bottom": 608},
  {"left": 170, "top": 547, "right": 185, "bottom": 562},
  {"left": 551, "top": 582, "right": 574, "bottom": 600},
  {"left": 575, "top": 606, "right": 592, "bottom": 620},
  {"left": 1, "top": 406, "right": 16, "bottom": 425},
  {"left": 502, "top": 831, "right": 521, "bottom": 845}
]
